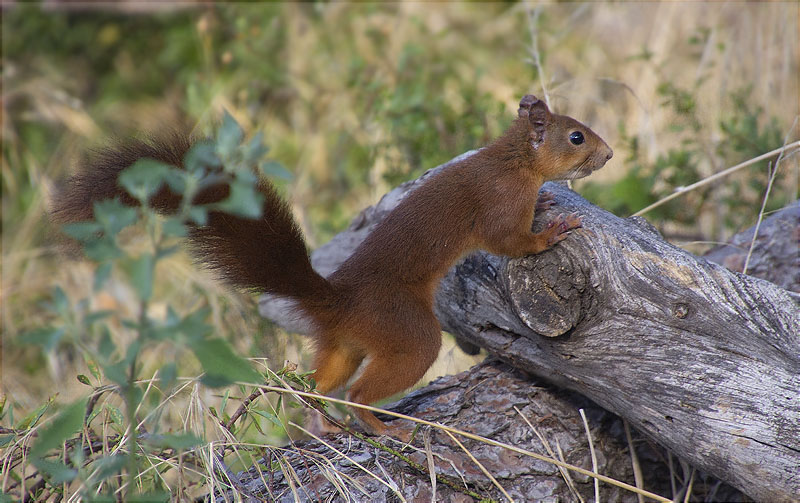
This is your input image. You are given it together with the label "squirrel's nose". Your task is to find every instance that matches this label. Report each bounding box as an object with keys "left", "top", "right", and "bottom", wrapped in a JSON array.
[{"left": 605, "top": 148, "right": 613, "bottom": 161}]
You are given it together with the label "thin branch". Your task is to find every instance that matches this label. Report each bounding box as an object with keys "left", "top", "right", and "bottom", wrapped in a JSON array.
[
  {"left": 682, "top": 468, "right": 696, "bottom": 503},
  {"left": 623, "top": 419, "right": 645, "bottom": 503},
  {"left": 515, "top": 405, "right": 584, "bottom": 503},
  {"left": 525, "top": 1, "right": 550, "bottom": 106},
  {"left": 743, "top": 116, "right": 799, "bottom": 273},
  {"left": 632, "top": 140, "right": 800, "bottom": 217},
  {"left": 580, "top": 409, "right": 600, "bottom": 503},
  {"left": 444, "top": 429, "right": 514, "bottom": 503}
]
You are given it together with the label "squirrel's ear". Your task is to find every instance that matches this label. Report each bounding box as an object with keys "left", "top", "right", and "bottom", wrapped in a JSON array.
[{"left": 518, "top": 95, "right": 550, "bottom": 147}]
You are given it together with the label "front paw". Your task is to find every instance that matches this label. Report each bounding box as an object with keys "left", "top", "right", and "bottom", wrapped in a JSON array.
[
  {"left": 544, "top": 212, "right": 582, "bottom": 246},
  {"left": 536, "top": 191, "right": 557, "bottom": 211}
]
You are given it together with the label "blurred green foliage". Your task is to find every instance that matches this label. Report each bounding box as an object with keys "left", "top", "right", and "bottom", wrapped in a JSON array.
[
  {"left": 580, "top": 32, "right": 792, "bottom": 235},
  {"left": 4, "top": 3, "right": 509, "bottom": 244}
]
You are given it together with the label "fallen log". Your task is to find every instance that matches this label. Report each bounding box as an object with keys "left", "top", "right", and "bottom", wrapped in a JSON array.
[
  {"left": 258, "top": 152, "right": 799, "bottom": 501},
  {"left": 219, "top": 361, "right": 748, "bottom": 502}
]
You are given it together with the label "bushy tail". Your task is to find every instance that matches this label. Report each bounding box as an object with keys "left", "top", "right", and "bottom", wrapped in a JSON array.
[{"left": 52, "top": 135, "right": 335, "bottom": 303}]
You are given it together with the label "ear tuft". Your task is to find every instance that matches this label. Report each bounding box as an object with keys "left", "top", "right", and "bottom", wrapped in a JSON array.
[
  {"left": 518, "top": 95, "right": 550, "bottom": 147},
  {"left": 517, "top": 95, "right": 538, "bottom": 118}
]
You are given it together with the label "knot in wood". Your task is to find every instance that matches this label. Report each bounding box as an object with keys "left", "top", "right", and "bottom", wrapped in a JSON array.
[
  {"left": 505, "top": 248, "right": 586, "bottom": 338},
  {"left": 671, "top": 302, "right": 690, "bottom": 319}
]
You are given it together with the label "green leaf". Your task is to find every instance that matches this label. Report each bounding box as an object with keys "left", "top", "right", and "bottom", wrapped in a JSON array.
[
  {"left": 161, "top": 217, "right": 188, "bottom": 238},
  {"left": 51, "top": 286, "right": 70, "bottom": 317},
  {"left": 119, "top": 158, "right": 172, "bottom": 203},
  {"left": 93, "top": 199, "right": 138, "bottom": 236},
  {"left": 252, "top": 408, "right": 283, "bottom": 427},
  {"left": 86, "top": 357, "right": 102, "bottom": 382},
  {"left": 84, "top": 309, "right": 114, "bottom": 326},
  {"left": 124, "top": 338, "right": 142, "bottom": 367},
  {"left": 93, "top": 262, "right": 113, "bottom": 291},
  {"left": 21, "top": 327, "right": 66, "bottom": 352},
  {"left": 97, "top": 327, "right": 116, "bottom": 359},
  {"left": 77, "top": 374, "right": 92, "bottom": 386},
  {"left": 183, "top": 140, "right": 220, "bottom": 173},
  {"left": 191, "top": 338, "right": 261, "bottom": 386},
  {"left": 220, "top": 389, "right": 230, "bottom": 417},
  {"left": 163, "top": 167, "right": 187, "bottom": 195},
  {"left": 104, "top": 405, "right": 125, "bottom": 430},
  {"left": 216, "top": 110, "right": 244, "bottom": 163},
  {"left": 127, "top": 492, "right": 170, "bottom": 503},
  {"left": 0, "top": 435, "right": 14, "bottom": 447},
  {"left": 259, "top": 160, "right": 292, "bottom": 181},
  {"left": 214, "top": 178, "right": 265, "bottom": 219},
  {"left": 31, "top": 458, "right": 78, "bottom": 485},
  {"left": 159, "top": 362, "right": 177, "bottom": 390},
  {"left": 83, "top": 236, "right": 124, "bottom": 262},
  {"left": 62, "top": 221, "right": 102, "bottom": 241},
  {"left": 124, "top": 253, "right": 155, "bottom": 302},
  {"left": 16, "top": 396, "right": 54, "bottom": 430},
  {"left": 188, "top": 206, "right": 209, "bottom": 226},
  {"left": 242, "top": 131, "right": 269, "bottom": 165},
  {"left": 89, "top": 454, "right": 127, "bottom": 484},
  {"left": 175, "top": 307, "right": 214, "bottom": 339},
  {"left": 102, "top": 360, "right": 128, "bottom": 387},
  {"left": 30, "top": 398, "right": 87, "bottom": 458}
]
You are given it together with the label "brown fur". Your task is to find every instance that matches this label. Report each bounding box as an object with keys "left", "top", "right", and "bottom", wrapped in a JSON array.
[{"left": 52, "top": 96, "right": 612, "bottom": 435}]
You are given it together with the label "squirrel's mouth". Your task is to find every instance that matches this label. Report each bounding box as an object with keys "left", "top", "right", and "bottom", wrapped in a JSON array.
[{"left": 566, "top": 154, "right": 608, "bottom": 180}]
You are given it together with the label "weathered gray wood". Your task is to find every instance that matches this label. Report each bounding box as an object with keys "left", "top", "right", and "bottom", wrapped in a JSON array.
[
  {"left": 219, "top": 361, "right": 746, "bottom": 502},
  {"left": 259, "top": 152, "right": 800, "bottom": 502},
  {"left": 704, "top": 201, "right": 799, "bottom": 294}
]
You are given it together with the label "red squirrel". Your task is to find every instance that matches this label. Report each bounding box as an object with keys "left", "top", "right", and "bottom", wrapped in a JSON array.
[{"left": 53, "top": 95, "right": 612, "bottom": 435}]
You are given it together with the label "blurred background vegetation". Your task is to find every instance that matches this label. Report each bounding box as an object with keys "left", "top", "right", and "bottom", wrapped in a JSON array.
[{"left": 1, "top": 1, "right": 798, "bottom": 497}]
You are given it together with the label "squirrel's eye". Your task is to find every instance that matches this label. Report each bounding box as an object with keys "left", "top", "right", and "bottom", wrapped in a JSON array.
[{"left": 569, "top": 131, "right": 585, "bottom": 145}]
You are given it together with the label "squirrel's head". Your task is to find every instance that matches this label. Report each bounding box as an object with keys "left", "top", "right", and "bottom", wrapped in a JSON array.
[{"left": 516, "top": 94, "right": 613, "bottom": 180}]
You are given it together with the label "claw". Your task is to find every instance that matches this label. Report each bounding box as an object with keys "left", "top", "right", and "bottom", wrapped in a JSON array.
[
  {"left": 536, "top": 191, "right": 557, "bottom": 211},
  {"left": 544, "top": 212, "right": 583, "bottom": 246}
]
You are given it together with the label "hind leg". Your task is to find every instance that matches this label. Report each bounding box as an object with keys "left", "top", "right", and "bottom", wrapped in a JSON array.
[
  {"left": 312, "top": 344, "right": 364, "bottom": 394},
  {"left": 306, "top": 344, "right": 364, "bottom": 435},
  {"left": 346, "top": 330, "right": 441, "bottom": 436}
]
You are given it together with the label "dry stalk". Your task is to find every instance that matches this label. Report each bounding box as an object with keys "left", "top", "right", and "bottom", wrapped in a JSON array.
[
  {"left": 579, "top": 409, "right": 600, "bottom": 503},
  {"left": 623, "top": 419, "right": 645, "bottom": 503},
  {"left": 423, "top": 429, "right": 437, "bottom": 502},
  {"left": 743, "top": 116, "right": 799, "bottom": 274},
  {"left": 514, "top": 406, "right": 583, "bottom": 503},
  {"left": 632, "top": 141, "right": 800, "bottom": 217},
  {"left": 443, "top": 429, "right": 514, "bottom": 503}
]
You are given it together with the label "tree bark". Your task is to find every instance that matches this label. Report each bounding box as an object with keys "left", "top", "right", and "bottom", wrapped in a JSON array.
[
  {"left": 255, "top": 152, "right": 799, "bottom": 502},
  {"left": 218, "top": 361, "right": 746, "bottom": 502},
  {"left": 703, "top": 201, "right": 799, "bottom": 294}
]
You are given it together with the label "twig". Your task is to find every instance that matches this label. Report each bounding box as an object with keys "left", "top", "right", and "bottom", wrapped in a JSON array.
[
  {"left": 423, "top": 429, "right": 437, "bottom": 503},
  {"left": 632, "top": 140, "right": 800, "bottom": 217},
  {"left": 623, "top": 419, "right": 645, "bottom": 503},
  {"left": 580, "top": 409, "right": 600, "bottom": 503},
  {"left": 294, "top": 423, "right": 408, "bottom": 502},
  {"left": 682, "top": 468, "right": 696, "bottom": 503},
  {"left": 514, "top": 406, "right": 583, "bottom": 503},
  {"left": 525, "top": 1, "right": 550, "bottom": 106},
  {"left": 444, "top": 429, "right": 514, "bottom": 503},
  {"left": 743, "top": 116, "right": 799, "bottom": 274},
  {"left": 668, "top": 452, "right": 676, "bottom": 499}
]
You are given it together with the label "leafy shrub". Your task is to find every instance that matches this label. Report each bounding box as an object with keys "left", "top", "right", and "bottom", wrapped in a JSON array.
[{"left": 2, "top": 116, "right": 316, "bottom": 501}]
